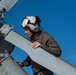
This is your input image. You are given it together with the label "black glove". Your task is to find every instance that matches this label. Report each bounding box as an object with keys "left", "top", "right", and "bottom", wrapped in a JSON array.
[{"left": 16, "top": 60, "right": 24, "bottom": 67}]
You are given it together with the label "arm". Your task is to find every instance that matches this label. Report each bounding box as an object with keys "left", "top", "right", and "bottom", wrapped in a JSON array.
[
  {"left": 31, "top": 32, "right": 61, "bottom": 57},
  {"left": 41, "top": 39, "right": 62, "bottom": 57},
  {"left": 16, "top": 56, "right": 31, "bottom": 67},
  {"left": 31, "top": 40, "right": 61, "bottom": 57}
]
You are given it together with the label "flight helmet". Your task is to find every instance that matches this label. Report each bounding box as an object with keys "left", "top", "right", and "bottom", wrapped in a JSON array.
[{"left": 21, "top": 16, "right": 41, "bottom": 32}]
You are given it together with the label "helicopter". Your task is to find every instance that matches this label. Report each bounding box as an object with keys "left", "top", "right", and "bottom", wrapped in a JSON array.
[{"left": 0, "top": 0, "right": 76, "bottom": 75}]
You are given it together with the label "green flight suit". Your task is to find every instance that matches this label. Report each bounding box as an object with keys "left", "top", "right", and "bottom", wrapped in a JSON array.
[{"left": 23, "top": 31, "right": 62, "bottom": 75}]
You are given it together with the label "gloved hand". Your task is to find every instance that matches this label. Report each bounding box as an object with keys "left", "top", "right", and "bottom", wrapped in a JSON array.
[{"left": 15, "top": 60, "right": 24, "bottom": 67}]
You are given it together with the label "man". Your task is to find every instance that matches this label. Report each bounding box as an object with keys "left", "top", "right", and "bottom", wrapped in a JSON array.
[{"left": 18, "top": 16, "right": 62, "bottom": 75}]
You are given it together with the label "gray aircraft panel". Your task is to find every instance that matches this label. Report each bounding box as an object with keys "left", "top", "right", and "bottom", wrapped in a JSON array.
[
  {"left": 1, "top": 57, "right": 28, "bottom": 75},
  {"left": 0, "top": 0, "right": 18, "bottom": 11},
  {"left": 0, "top": 54, "right": 28, "bottom": 75},
  {"left": 2, "top": 25, "right": 76, "bottom": 75},
  {"left": 0, "top": 24, "right": 28, "bottom": 75}
]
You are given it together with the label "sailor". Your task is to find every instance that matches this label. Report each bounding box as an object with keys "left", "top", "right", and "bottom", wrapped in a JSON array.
[{"left": 17, "top": 16, "right": 62, "bottom": 75}]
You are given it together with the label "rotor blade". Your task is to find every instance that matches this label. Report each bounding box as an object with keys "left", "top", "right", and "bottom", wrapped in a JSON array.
[
  {"left": 0, "top": 0, "right": 18, "bottom": 11},
  {"left": 5, "top": 29, "right": 76, "bottom": 75},
  {"left": 0, "top": 25, "right": 76, "bottom": 75}
]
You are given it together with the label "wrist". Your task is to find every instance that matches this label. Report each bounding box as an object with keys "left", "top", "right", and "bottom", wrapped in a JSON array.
[{"left": 21, "top": 62, "right": 24, "bottom": 67}]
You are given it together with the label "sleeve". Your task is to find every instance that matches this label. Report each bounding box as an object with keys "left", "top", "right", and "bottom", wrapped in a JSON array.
[{"left": 40, "top": 37, "right": 62, "bottom": 57}]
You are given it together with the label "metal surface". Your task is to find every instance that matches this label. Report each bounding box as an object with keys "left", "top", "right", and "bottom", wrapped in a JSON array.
[
  {"left": 0, "top": 0, "right": 18, "bottom": 11},
  {"left": 0, "top": 24, "right": 28, "bottom": 75},
  {"left": 0, "top": 24, "right": 14, "bottom": 54},
  {"left": 0, "top": 0, "right": 28, "bottom": 75},
  {"left": 0, "top": 54, "right": 28, "bottom": 75}
]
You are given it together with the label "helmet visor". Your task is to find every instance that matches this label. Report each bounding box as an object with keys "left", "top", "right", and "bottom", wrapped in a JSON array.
[{"left": 22, "top": 19, "right": 29, "bottom": 28}]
